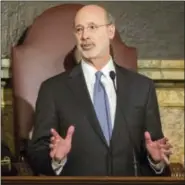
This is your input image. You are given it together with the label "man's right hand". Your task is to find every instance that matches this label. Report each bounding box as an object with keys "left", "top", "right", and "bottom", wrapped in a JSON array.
[{"left": 49, "top": 125, "right": 75, "bottom": 162}]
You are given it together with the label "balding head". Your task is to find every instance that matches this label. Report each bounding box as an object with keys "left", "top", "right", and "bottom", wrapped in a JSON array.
[
  {"left": 74, "top": 5, "right": 115, "bottom": 27},
  {"left": 73, "top": 4, "right": 116, "bottom": 63}
]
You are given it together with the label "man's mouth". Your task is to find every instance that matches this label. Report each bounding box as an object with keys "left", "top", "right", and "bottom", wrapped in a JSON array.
[{"left": 81, "top": 43, "right": 94, "bottom": 50}]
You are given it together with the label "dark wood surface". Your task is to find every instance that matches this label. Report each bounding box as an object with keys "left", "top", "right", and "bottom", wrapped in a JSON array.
[{"left": 2, "top": 176, "right": 185, "bottom": 185}]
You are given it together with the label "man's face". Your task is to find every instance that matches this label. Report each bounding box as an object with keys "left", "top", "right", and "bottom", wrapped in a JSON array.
[{"left": 74, "top": 9, "right": 115, "bottom": 60}]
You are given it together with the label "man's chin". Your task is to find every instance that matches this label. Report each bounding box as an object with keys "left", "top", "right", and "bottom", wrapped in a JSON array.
[{"left": 82, "top": 51, "right": 98, "bottom": 60}]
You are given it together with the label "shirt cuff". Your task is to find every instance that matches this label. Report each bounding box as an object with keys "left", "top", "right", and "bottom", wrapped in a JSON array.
[
  {"left": 51, "top": 157, "right": 67, "bottom": 175},
  {"left": 147, "top": 155, "right": 165, "bottom": 174}
]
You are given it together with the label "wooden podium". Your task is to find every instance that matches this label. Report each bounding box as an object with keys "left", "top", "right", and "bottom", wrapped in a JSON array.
[{"left": 2, "top": 177, "right": 184, "bottom": 185}]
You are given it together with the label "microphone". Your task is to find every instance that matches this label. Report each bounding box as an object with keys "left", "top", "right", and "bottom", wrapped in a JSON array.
[
  {"left": 109, "top": 70, "right": 139, "bottom": 176},
  {"left": 109, "top": 71, "right": 116, "bottom": 92}
]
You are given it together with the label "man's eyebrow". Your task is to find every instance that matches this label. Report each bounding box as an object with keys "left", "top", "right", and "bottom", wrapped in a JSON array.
[
  {"left": 75, "top": 24, "right": 83, "bottom": 28},
  {"left": 87, "top": 22, "right": 96, "bottom": 25},
  {"left": 75, "top": 22, "right": 97, "bottom": 27}
]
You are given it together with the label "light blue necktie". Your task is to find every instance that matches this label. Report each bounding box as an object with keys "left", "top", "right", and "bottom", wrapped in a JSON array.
[{"left": 93, "top": 71, "right": 112, "bottom": 145}]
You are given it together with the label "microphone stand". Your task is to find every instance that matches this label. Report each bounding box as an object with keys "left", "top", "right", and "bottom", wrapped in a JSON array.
[{"left": 109, "top": 71, "right": 139, "bottom": 176}]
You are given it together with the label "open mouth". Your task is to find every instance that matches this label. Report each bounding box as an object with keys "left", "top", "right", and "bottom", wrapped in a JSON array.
[{"left": 81, "top": 44, "right": 94, "bottom": 50}]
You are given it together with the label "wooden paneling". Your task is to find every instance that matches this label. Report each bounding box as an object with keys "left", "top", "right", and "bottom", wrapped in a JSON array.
[{"left": 2, "top": 177, "right": 185, "bottom": 185}]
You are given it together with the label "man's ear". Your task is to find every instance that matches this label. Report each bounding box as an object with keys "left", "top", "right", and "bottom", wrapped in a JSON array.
[
  {"left": 74, "top": 47, "right": 81, "bottom": 63},
  {"left": 108, "top": 24, "right": 116, "bottom": 39}
]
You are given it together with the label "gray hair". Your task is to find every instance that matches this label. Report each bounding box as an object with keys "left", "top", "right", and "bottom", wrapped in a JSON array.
[{"left": 106, "top": 12, "right": 115, "bottom": 25}]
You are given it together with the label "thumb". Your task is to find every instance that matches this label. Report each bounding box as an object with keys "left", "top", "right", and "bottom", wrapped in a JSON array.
[
  {"left": 144, "top": 131, "right": 152, "bottom": 144},
  {"left": 65, "top": 125, "right": 75, "bottom": 143}
]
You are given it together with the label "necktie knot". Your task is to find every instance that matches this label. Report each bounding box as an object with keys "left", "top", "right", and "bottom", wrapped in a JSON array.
[{"left": 95, "top": 71, "right": 103, "bottom": 82}]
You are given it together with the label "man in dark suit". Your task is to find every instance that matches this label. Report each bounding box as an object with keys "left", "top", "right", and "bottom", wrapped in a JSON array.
[{"left": 28, "top": 4, "right": 172, "bottom": 176}]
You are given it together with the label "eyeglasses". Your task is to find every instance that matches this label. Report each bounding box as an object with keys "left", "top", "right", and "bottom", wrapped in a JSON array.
[{"left": 74, "top": 23, "right": 111, "bottom": 35}]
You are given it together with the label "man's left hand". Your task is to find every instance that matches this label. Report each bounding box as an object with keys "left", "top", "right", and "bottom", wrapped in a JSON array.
[{"left": 144, "top": 131, "right": 173, "bottom": 165}]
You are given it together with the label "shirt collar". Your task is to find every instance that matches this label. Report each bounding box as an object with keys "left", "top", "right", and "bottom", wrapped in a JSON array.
[{"left": 81, "top": 57, "right": 116, "bottom": 81}]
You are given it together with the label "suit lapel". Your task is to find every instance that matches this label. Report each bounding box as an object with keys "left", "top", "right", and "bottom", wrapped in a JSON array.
[
  {"left": 111, "top": 65, "right": 131, "bottom": 145},
  {"left": 67, "top": 64, "right": 109, "bottom": 148}
]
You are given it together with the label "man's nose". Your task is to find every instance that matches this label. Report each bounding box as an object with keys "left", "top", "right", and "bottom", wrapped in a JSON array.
[{"left": 81, "top": 28, "right": 90, "bottom": 40}]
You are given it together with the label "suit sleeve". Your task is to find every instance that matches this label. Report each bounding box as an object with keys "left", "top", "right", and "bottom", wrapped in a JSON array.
[
  {"left": 145, "top": 80, "right": 163, "bottom": 140},
  {"left": 140, "top": 80, "right": 171, "bottom": 176},
  {"left": 27, "top": 81, "right": 59, "bottom": 175}
]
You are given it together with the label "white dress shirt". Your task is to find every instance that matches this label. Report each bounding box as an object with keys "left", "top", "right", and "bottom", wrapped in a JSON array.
[
  {"left": 52, "top": 58, "right": 165, "bottom": 175},
  {"left": 82, "top": 58, "right": 117, "bottom": 128}
]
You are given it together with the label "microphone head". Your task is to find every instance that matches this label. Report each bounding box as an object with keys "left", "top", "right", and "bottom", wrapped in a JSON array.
[{"left": 109, "top": 71, "right": 116, "bottom": 80}]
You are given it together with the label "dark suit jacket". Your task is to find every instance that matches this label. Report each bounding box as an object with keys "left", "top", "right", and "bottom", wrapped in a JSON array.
[{"left": 28, "top": 63, "right": 171, "bottom": 176}]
